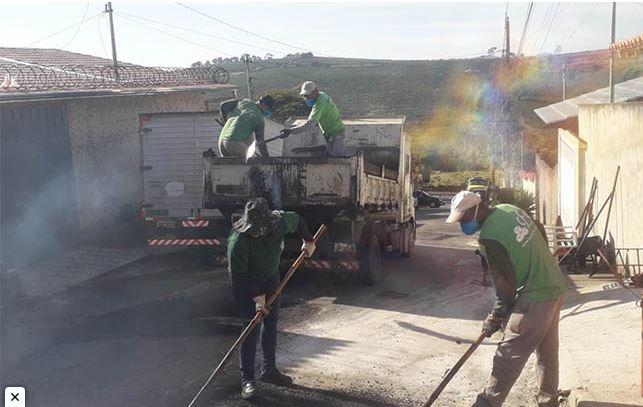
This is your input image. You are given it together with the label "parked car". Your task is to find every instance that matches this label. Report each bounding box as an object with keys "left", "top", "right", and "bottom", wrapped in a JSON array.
[{"left": 413, "top": 190, "right": 444, "bottom": 208}]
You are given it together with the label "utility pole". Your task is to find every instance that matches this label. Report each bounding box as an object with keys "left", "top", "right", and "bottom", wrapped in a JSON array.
[
  {"left": 105, "top": 2, "right": 119, "bottom": 81},
  {"left": 609, "top": 2, "right": 616, "bottom": 103},
  {"left": 504, "top": 12, "right": 511, "bottom": 65},
  {"left": 242, "top": 55, "right": 253, "bottom": 99},
  {"left": 562, "top": 58, "right": 567, "bottom": 100}
]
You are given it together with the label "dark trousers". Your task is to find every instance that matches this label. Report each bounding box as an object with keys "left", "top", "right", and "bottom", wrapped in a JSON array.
[{"left": 231, "top": 273, "right": 281, "bottom": 382}]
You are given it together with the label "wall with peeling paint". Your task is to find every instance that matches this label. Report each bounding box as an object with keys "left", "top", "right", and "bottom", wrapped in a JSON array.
[{"left": 579, "top": 102, "right": 643, "bottom": 248}]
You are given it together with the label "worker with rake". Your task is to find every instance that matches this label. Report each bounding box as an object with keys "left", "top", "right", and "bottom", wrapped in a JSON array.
[
  {"left": 227, "top": 197, "right": 316, "bottom": 400},
  {"left": 446, "top": 191, "right": 566, "bottom": 407}
]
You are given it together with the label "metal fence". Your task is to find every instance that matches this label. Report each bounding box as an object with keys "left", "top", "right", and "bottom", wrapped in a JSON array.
[{"left": 0, "top": 64, "right": 230, "bottom": 93}]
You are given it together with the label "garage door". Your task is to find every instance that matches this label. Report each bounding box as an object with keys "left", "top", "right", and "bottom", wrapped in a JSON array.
[{"left": 1, "top": 102, "right": 78, "bottom": 267}]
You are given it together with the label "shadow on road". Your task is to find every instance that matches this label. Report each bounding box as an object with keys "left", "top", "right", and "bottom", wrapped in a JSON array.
[{"left": 394, "top": 320, "right": 497, "bottom": 346}]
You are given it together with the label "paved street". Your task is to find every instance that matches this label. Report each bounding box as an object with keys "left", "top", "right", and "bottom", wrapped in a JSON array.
[{"left": 2, "top": 208, "right": 640, "bottom": 406}]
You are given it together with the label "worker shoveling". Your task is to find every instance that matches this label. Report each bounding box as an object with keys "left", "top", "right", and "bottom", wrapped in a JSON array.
[
  {"left": 424, "top": 191, "right": 567, "bottom": 406},
  {"left": 187, "top": 198, "right": 326, "bottom": 406}
]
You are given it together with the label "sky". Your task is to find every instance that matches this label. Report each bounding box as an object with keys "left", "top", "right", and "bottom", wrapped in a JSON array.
[{"left": 2, "top": 1, "right": 642, "bottom": 67}]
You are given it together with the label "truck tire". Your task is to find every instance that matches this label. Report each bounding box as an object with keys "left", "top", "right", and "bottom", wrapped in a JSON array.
[
  {"left": 401, "top": 223, "right": 415, "bottom": 258},
  {"left": 358, "top": 234, "right": 381, "bottom": 285}
]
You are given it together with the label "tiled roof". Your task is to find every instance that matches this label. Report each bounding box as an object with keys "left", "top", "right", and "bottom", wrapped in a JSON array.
[{"left": 0, "top": 47, "right": 125, "bottom": 67}]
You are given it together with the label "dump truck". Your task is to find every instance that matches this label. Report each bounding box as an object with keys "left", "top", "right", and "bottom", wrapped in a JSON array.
[
  {"left": 138, "top": 110, "right": 285, "bottom": 249},
  {"left": 203, "top": 117, "right": 415, "bottom": 284}
]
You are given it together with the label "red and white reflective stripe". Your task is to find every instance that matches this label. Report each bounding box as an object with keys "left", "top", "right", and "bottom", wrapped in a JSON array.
[
  {"left": 147, "top": 239, "right": 220, "bottom": 246},
  {"left": 181, "top": 220, "right": 210, "bottom": 228},
  {"left": 305, "top": 259, "right": 359, "bottom": 271}
]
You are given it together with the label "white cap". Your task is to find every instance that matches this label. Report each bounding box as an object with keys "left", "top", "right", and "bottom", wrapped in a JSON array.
[
  {"left": 445, "top": 190, "right": 482, "bottom": 223},
  {"left": 299, "top": 81, "right": 317, "bottom": 96}
]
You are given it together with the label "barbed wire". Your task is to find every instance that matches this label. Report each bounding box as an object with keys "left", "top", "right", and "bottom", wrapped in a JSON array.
[{"left": 0, "top": 64, "right": 230, "bottom": 93}]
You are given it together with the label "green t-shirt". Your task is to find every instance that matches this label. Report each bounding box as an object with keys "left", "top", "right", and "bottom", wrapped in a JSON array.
[
  {"left": 227, "top": 211, "right": 300, "bottom": 283},
  {"left": 479, "top": 204, "right": 566, "bottom": 303},
  {"left": 308, "top": 92, "right": 345, "bottom": 141},
  {"left": 220, "top": 99, "right": 264, "bottom": 143}
]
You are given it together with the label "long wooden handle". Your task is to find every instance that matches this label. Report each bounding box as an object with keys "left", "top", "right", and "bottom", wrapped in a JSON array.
[
  {"left": 187, "top": 224, "right": 327, "bottom": 407},
  {"left": 424, "top": 332, "right": 486, "bottom": 407}
]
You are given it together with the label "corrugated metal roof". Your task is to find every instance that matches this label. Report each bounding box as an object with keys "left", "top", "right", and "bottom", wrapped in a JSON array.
[{"left": 534, "top": 76, "right": 643, "bottom": 125}]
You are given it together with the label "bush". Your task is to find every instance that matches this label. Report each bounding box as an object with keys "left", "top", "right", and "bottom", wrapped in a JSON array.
[{"left": 494, "top": 188, "right": 535, "bottom": 216}]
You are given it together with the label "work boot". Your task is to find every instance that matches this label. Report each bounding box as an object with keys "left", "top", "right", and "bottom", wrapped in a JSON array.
[
  {"left": 241, "top": 381, "right": 256, "bottom": 400},
  {"left": 259, "top": 368, "right": 293, "bottom": 387}
]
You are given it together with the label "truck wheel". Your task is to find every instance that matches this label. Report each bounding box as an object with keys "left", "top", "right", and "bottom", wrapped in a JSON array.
[
  {"left": 401, "top": 223, "right": 415, "bottom": 258},
  {"left": 358, "top": 235, "right": 381, "bottom": 285}
]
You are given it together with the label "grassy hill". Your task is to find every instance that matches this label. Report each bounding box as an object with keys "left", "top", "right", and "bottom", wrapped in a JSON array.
[{"left": 212, "top": 51, "right": 642, "bottom": 172}]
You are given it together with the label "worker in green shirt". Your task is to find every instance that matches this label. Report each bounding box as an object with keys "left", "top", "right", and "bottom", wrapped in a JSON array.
[
  {"left": 446, "top": 191, "right": 566, "bottom": 407},
  {"left": 282, "top": 81, "right": 346, "bottom": 156},
  {"left": 218, "top": 95, "right": 275, "bottom": 159},
  {"left": 227, "top": 197, "right": 316, "bottom": 400}
]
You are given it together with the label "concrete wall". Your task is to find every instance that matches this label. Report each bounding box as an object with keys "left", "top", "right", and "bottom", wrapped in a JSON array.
[
  {"left": 558, "top": 129, "right": 586, "bottom": 228},
  {"left": 579, "top": 102, "right": 643, "bottom": 248},
  {"left": 65, "top": 92, "right": 208, "bottom": 235},
  {"left": 535, "top": 155, "right": 558, "bottom": 225}
]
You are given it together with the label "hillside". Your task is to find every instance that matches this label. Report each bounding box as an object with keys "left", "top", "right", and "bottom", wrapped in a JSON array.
[{"left": 207, "top": 51, "right": 642, "bottom": 170}]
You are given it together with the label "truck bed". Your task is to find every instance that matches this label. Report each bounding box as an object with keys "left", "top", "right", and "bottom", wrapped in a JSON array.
[{"left": 203, "top": 154, "right": 404, "bottom": 212}]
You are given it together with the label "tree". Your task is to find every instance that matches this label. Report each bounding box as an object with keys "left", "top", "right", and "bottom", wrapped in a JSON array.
[{"left": 264, "top": 53, "right": 274, "bottom": 60}]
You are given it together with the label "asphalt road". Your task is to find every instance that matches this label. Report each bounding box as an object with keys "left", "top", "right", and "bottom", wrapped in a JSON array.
[{"left": 1, "top": 208, "right": 525, "bottom": 407}]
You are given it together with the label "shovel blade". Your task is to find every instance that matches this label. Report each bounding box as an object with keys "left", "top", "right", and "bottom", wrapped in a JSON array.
[{"left": 246, "top": 141, "right": 257, "bottom": 160}]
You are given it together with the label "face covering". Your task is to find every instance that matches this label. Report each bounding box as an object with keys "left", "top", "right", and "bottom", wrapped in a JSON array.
[
  {"left": 262, "top": 110, "right": 272, "bottom": 118},
  {"left": 305, "top": 98, "right": 315, "bottom": 108},
  {"left": 460, "top": 204, "right": 481, "bottom": 235}
]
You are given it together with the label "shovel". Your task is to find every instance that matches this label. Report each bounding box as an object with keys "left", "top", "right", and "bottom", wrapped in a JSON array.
[
  {"left": 245, "top": 131, "right": 292, "bottom": 161},
  {"left": 423, "top": 332, "right": 486, "bottom": 406}
]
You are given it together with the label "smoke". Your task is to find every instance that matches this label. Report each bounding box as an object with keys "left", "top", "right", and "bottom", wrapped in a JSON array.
[{"left": 1, "top": 169, "right": 79, "bottom": 269}]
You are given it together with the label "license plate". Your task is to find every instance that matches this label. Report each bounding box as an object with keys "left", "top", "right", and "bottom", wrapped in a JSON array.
[{"left": 157, "top": 220, "right": 176, "bottom": 229}]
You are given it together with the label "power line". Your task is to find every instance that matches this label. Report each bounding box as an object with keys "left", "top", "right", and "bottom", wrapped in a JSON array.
[
  {"left": 565, "top": 3, "right": 599, "bottom": 46},
  {"left": 175, "top": 2, "right": 332, "bottom": 57},
  {"left": 116, "top": 11, "right": 285, "bottom": 56},
  {"left": 24, "top": 12, "right": 101, "bottom": 47},
  {"left": 538, "top": 2, "right": 565, "bottom": 54},
  {"left": 97, "top": 14, "right": 109, "bottom": 58},
  {"left": 517, "top": 2, "right": 534, "bottom": 57},
  {"left": 61, "top": 2, "right": 90, "bottom": 50},
  {"left": 117, "top": 13, "right": 235, "bottom": 57}
]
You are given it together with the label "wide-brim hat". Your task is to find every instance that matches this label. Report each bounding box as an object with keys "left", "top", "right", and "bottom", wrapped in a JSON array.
[{"left": 233, "top": 197, "right": 279, "bottom": 237}]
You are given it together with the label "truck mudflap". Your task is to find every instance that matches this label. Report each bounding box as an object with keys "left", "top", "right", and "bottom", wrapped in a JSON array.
[{"left": 147, "top": 238, "right": 221, "bottom": 246}]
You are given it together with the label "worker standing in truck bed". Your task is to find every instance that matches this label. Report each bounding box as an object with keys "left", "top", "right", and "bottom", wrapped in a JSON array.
[
  {"left": 283, "top": 81, "right": 346, "bottom": 156},
  {"left": 218, "top": 95, "right": 275, "bottom": 159}
]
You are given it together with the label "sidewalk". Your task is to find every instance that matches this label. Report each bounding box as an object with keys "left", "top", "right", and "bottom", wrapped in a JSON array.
[
  {"left": 2, "top": 245, "right": 150, "bottom": 300},
  {"left": 560, "top": 273, "right": 642, "bottom": 407}
]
